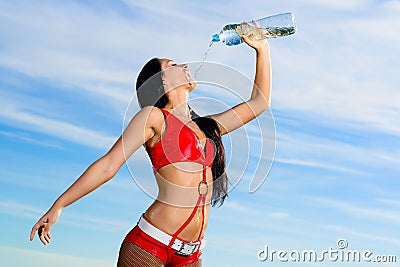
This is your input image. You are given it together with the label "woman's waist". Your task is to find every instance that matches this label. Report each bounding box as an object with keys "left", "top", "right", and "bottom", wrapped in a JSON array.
[
  {"left": 155, "top": 163, "right": 212, "bottom": 183},
  {"left": 154, "top": 169, "right": 213, "bottom": 207},
  {"left": 144, "top": 201, "right": 209, "bottom": 241}
]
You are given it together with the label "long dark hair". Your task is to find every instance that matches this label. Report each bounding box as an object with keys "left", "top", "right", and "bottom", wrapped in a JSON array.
[{"left": 136, "top": 57, "right": 228, "bottom": 207}]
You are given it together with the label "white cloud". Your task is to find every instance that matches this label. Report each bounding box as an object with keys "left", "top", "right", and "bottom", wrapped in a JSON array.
[
  {"left": 319, "top": 224, "right": 400, "bottom": 245},
  {"left": 1, "top": 0, "right": 398, "bottom": 139},
  {"left": 224, "top": 201, "right": 255, "bottom": 213},
  {"left": 274, "top": 157, "right": 366, "bottom": 175},
  {"left": 266, "top": 1, "right": 400, "bottom": 137},
  {"left": 376, "top": 198, "right": 400, "bottom": 207},
  {"left": 0, "top": 246, "right": 115, "bottom": 267},
  {"left": 120, "top": 0, "right": 217, "bottom": 26},
  {"left": 0, "top": 130, "right": 64, "bottom": 149},
  {"left": 0, "top": 200, "right": 42, "bottom": 220},
  {"left": 270, "top": 212, "right": 289, "bottom": 219},
  {"left": 308, "top": 197, "right": 400, "bottom": 223},
  {"left": 298, "top": 0, "right": 372, "bottom": 9},
  {"left": 275, "top": 128, "right": 399, "bottom": 173},
  {"left": 0, "top": 200, "right": 131, "bottom": 232},
  {"left": 0, "top": 98, "right": 116, "bottom": 149},
  {"left": 0, "top": 1, "right": 399, "bottom": 265},
  {"left": 0, "top": 1, "right": 139, "bottom": 105}
]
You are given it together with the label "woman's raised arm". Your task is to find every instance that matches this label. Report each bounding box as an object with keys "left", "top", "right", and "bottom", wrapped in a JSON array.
[
  {"left": 211, "top": 32, "right": 272, "bottom": 136},
  {"left": 29, "top": 106, "right": 163, "bottom": 245}
]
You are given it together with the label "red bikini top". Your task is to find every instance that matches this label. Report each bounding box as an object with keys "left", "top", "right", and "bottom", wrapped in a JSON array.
[{"left": 146, "top": 109, "right": 215, "bottom": 171}]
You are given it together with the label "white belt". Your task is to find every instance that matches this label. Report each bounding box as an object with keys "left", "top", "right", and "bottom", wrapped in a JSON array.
[{"left": 137, "top": 215, "right": 205, "bottom": 256}]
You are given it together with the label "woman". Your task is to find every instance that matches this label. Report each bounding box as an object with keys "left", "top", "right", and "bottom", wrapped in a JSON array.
[{"left": 29, "top": 31, "right": 271, "bottom": 266}]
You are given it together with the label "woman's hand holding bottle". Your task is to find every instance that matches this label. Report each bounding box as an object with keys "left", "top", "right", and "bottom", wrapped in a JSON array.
[{"left": 240, "top": 21, "right": 270, "bottom": 53}]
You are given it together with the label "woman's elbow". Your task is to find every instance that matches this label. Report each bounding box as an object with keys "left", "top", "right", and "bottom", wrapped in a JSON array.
[
  {"left": 104, "top": 167, "right": 118, "bottom": 182},
  {"left": 97, "top": 156, "right": 122, "bottom": 182},
  {"left": 106, "top": 161, "right": 123, "bottom": 181},
  {"left": 251, "top": 98, "right": 270, "bottom": 117},
  {"left": 263, "top": 101, "right": 271, "bottom": 112},
  {"left": 258, "top": 99, "right": 270, "bottom": 113}
]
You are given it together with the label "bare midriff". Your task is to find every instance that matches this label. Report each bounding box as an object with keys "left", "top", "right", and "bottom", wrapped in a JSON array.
[{"left": 144, "top": 162, "right": 213, "bottom": 242}]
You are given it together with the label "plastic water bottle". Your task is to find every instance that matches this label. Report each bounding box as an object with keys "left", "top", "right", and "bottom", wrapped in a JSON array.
[{"left": 212, "top": 12, "right": 296, "bottom": 46}]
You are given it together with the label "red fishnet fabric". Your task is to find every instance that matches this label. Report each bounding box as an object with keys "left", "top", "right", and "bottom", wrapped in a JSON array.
[
  {"left": 117, "top": 241, "right": 203, "bottom": 267},
  {"left": 181, "top": 259, "right": 202, "bottom": 267},
  {"left": 117, "top": 242, "right": 164, "bottom": 267}
]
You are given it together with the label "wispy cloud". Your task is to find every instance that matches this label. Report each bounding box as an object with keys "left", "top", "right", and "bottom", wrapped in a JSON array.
[
  {"left": 0, "top": 200, "right": 131, "bottom": 232},
  {"left": 376, "top": 198, "right": 400, "bottom": 207},
  {"left": 0, "top": 1, "right": 136, "bottom": 105},
  {"left": 270, "top": 2, "right": 400, "bottom": 137},
  {"left": 1, "top": 0, "right": 399, "bottom": 138},
  {"left": 0, "top": 1, "right": 399, "bottom": 266},
  {"left": 224, "top": 201, "right": 257, "bottom": 213},
  {"left": 120, "top": 0, "right": 218, "bottom": 26},
  {"left": 0, "top": 200, "right": 42, "bottom": 220},
  {"left": 275, "top": 128, "right": 399, "bottom": 172},
  {"left": 0, "top": 99, "right": 116, "bottom": 149},
  {"left": 274, "top": 157, "right": 367, "bottom": 175},
  {"left": 319, "top": 224, "right": 400, "bottom": 245},
  {"left": 308, "top": 197, "right": 400, "bottom": 223},
  {"left": 0, "top": 130, "right": 64, "bottom": 149},
  {"left": 0, "top": 246, "right": 115, "bottom": 267},
  {"left": 298, "top": 0, "right": 372, "bottom": 9}
]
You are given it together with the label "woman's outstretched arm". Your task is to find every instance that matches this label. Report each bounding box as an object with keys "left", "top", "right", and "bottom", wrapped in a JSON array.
[
  {"left": 29, "top": 106, "right": 163, "bottom": 245},
  {"left": 211, "top": 32, "right": 272, "bottom": 135}
]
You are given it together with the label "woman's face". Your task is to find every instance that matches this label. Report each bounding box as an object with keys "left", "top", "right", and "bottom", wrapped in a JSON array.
[{"left": 159, "top": 58, "right": 197, "bottom": 92}]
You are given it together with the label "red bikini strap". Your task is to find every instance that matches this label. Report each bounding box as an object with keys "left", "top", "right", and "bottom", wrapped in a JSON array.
[
  {"left": 196, "top": 165, "right": 208, "bottom": 240},
  {"left": 168, "top": 194, "right": 205, "bottom": 247},
  {"left": 168, "top": 147, "right": 209, "bottom": 247},
  {"left": 197, "top": 196, "right": 206, "bottom": 240}
]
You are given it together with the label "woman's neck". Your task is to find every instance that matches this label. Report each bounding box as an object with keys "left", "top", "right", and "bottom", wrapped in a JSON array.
[
  {"left": 164, "top": 104, "right": 190, "bottom": 117},
  {"left": 164, "top": 90, "right": 190, "bottom": 117}
]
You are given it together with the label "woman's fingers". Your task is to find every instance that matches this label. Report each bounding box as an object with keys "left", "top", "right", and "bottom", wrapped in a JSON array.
[
  {"left": 241, "top": 33, "right": 250, "bottom": 42},
  {"left": 43, "top": 232, "right": 51, "bottom": 244},
  {"left": 30, "top": 217, "right": 53, "bottom": 245},
  {"left": 242, "top": 33, "right": 255, "bottom": 45},
  {"left": 243, "top": 34, "right": 256, "bottom": 46},
  {"left": 241, "top": 31, "right": 269, "bottom": 51},
  {"left": 30, "top": 223, "right": 40, "bottom": 241},
  {"left": 252, "top": 19, "right": 259, "bottom": 28},
  {"left": 30, "top": 217, "right": 46, "bottom": 241},
  {"left": 30, "top": 208, "right": 61, "bottom": 245},
  {"left": 38, "top": 223, "right": 52, "bottom": 245}
]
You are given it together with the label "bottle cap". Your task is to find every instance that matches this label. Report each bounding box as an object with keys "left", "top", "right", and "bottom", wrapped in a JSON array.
[{"left": 212, "top": 33, "right": 220, "bottom": 42}]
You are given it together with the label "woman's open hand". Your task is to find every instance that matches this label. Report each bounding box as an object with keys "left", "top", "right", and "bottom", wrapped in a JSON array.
[{"left": 30, "top": 205, "right": 62, "bottom": 245}]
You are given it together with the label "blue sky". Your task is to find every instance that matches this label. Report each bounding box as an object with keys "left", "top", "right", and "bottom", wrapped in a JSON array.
[{"left": 1, "top": 0, "right": 399, "bottom": 266}]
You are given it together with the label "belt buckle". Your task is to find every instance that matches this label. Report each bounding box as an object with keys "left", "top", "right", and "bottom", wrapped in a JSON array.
[{"left": 175, "top": 241, "right": 199, "bottom": 256}]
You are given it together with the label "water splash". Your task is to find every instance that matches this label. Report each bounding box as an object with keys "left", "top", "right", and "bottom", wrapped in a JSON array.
[{"left": 193, "top": 40, "right": 214, "bottom": 79}]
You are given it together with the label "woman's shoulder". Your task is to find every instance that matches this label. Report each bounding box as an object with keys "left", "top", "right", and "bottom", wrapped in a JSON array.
[
  {"left": 139, "top": 106, "right": 166, "bottom": 148},
  {"left": 138, "top": 106, "right": 169, "bottom": 140},
  {"left": 138, "top": 106, "right": 165, "bottom": 126}
]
